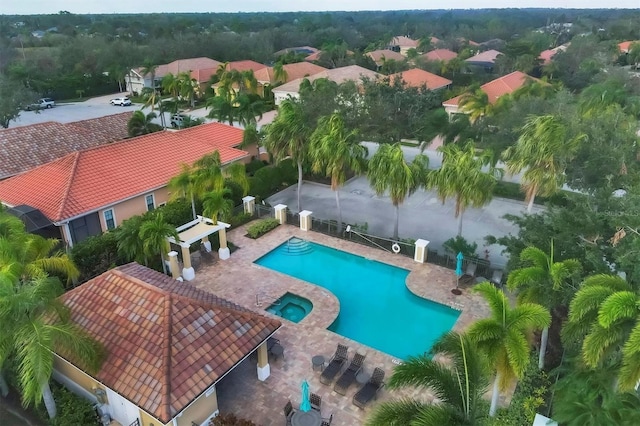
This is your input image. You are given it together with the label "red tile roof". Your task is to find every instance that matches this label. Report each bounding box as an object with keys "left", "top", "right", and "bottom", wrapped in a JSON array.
[
  {"left": 136, "top": 57, "right": 223, "bottom": 82},
  {"left": 254, "top": 62, "right": 327, "bottom": 84},
  {"left": 365, "top": 49, "right": 406, "bottom": 66},
  {"left": 0, "top": 123, "right": 247, "bottom": 223},
  {"left": 390, "top": 36, "right": 419, "bottom": 48},
  {"left": 391, "top": 69, "right": 452, "bottom": 90},
  {"left": 226, "top": 60, "right": 267, "bottom": 73},
  {"left": 274, "top": 65, "right": 382, "bottom": 93},
  {"left": 465, "top": 49, "right": 503, "bottom": 64},
  {"left": 58, "top": 264, "right": 281, "bottom": 424},
  {"left": 0, "top": 112, "right": 132, "bottom": 179},
  {"left": 423, "top": 49, "right": 458, "bottom": 62},
  {"left": 539, "top": 44, "right": 569, "bottom": 64},
  {"left": 443, "top": 71, "right": 541, "bottom": 107},
  {"left": 619, "top": 41, "right": 639, "bottom": 53}
]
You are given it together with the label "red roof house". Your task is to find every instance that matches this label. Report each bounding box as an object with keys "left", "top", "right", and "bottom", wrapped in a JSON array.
[
  {"left": 422, "top": 49, "right": 458, "bottom": 62},
  {"left": 391, "top": 69, "right": 452, "bottom": 90}
]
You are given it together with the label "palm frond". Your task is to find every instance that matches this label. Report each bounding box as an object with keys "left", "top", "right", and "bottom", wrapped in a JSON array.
[
  {"left": 597, "top": 291, "right": 638, "bottom": 328},
  {"left": 366, "top": 399, "right": 428, "bottom": 426}
]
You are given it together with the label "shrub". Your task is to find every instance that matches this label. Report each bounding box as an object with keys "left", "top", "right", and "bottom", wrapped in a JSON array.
[
  {"left": 70, "top": 231, "right": 123, "bottom": 282},
  {"left": 246, "top": 218, "right": 280, "bottom": 239},
  {"left": 211, "top": 413, "right": 257, "bottom": 426},
  {"left": 229, "top": 212, "right": 252, "bottom": 227},
  {"left": 248, "top": 159, "right": 298, "bottom": 200},
  {"left": 43, "top": 383, "right": 100, "bottom": 426},
  {"left": 443, "top": 235, "right": 479, "bottom": 258},
  {"left": 245, "top": 158, "right": 267, "bottom": 176}
]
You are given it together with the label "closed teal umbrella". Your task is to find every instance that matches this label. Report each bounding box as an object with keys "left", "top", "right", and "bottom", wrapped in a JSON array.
[
  {"left": 300, "top": 380, "right": 311, "bottom": 412},
  {"left": 455, "top": 252, "right": 464, "bottom": 289}
]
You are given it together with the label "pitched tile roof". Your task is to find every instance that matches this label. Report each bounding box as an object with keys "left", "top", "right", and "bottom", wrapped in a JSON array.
[
  {"left": 136, "top": 57, "right": 222, "bottom": 82},
  {"left": 423, "top": 49, "right": 458, "bottom": 62},
  {"left": 390, "top": 36, "right": 419, "bottom": 48},
  {"left": 254, "top": 62, "right": 328, "bottom": 85},
  {"left": 0, "top": 112, "right": 132, "bottom": 179},
  {"left": 465, "top": 49, "right": 503, "bottom": 64},
  {"left": 391, "top": 69, "right": 452, "bottom": 90},
  {"left": 58, "top": 264, "right": 281, "bottom": 424},
  {"left": 619, "top": 41, "right": 639, "bottom": 53},
  {"left": 273, "top": 65, "right": 382, "bottom": 93},
  {"left": 0, "top": 123, "right": 247, "bottom": 223},
  {"left": 226, "top": 60, "right": 267, "bottom": 73},
  {"left": 443, "top": 71, "right": 541, "bottom": 107},
  {"left": 365, "top": 49, "right": 406, "bottom": 66},
  {"left": 539, "top": 43, "right": 570, "bottom": 65}
]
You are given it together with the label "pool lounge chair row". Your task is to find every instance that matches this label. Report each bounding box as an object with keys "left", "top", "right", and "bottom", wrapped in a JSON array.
[{"left": 319, "top": 344, "right": 385, "bottom": 408}]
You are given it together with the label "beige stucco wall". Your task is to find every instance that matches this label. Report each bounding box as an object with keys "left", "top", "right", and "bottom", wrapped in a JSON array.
[
  {"left": 99, "top": 188, "right": 170, "bottom": 231},
  {"left": 53, "top": 355, "right": 102, "bottom": 395},
  {"left": 176, "top": 386, "right": 219, "bottom": 426}
]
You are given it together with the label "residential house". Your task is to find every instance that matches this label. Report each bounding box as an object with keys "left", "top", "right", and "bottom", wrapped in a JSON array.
[
  {"left": 388, "top": 36, "right": 419, "bottom": 55},
  {"left": 442, "top": 70, "right": 541, "bottom": 116},
  {"left": 0, "top": 112, "right": 132, "bottom": 180},
  {"left": 391, "top": 69, "right": 452, "bottom": 90},
  {"left": 619, "top": 40, "right": 639, "bottom": 54},
  {"left": 271, "top": 65, "right": 382, "bottom": 105},
  {"left": 422, "top": 48, "right": 458, "bottom": 63},
  {"left": 304, "top": 49, "right": 355, "bottom": 63},
  {"left": 127, "top": 57, "right": 222, "bottom": 94},
  {"left": 464, "top": 49, "right": 503, "bottom": 71},
  {"left": 0, "top": 123, "right": 251, "bottom": 247},
  {"left": 53, "top": 263, "right": 281, "bottom": 426},
  {"left": 253, "top": 62, "right": 328, "bottom": 98},
  {"left": 539, "top": 44, "right": 569, "bottom": 65},
  {"left": 203, "top": 60, "right": 268, "bottom": 96},
  {"left": 365, "top": 49, "right": 406, "bottom": 69}
]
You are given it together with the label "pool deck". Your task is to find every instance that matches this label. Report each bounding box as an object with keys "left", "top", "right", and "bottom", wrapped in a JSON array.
[{"left": 190, "top": 223, "right": 493, "bottom": 425}]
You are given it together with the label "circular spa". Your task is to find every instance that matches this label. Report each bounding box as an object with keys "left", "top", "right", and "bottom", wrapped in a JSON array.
[{"left": 265, "top": 292, "right": 313, "bottom": 323}]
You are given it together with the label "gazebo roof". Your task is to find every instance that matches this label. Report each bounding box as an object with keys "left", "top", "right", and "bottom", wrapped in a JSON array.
[{"left": 168, "top": 216, "right": 230, "bottom": 246}]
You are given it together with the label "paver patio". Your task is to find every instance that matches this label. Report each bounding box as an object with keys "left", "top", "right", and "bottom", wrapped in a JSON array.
[{"left": 191, "top": 222, "right": 493, "bottom": 425}]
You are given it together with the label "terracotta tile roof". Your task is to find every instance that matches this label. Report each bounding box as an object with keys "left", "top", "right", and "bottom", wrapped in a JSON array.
[
  {"left": 465, "top": 49, "right": 503, "bottom": 64},
  {"left": 365, "top": 49, "right": 406, "bottom": 66},
  {"left": 539, "top": 44, "right": 569, "bottom": 64},
  {"left": 273, "top": 65, "right": 382, "bottom": 93},
  {"left": 58, "top": 264, "right": 281, "bottom": 424},
  {"left": 255, "top": 62, "right": 327, "bottom": 85},
  {"left": 391, "top": 69, "right": 452, "bottom": 90},
  {"left": 136, "top": 57, "right": 222, "bottom": 82},
  {"left": 443, "top": 71, "right": 541, "bottom": 107},
  {"left": 423, "top": 49, "right": 458, "bottom": 62},
  {"left": 226, "top": 60, "right": 267, "bottom": 73},
  {"left": 0, "top": 123, "right": 247, "bottom": 223},
  {"left": 0, "top": 112, "right": 132, "bottom": 179},
  {"left": 390, "top": 36, "right": 419, "bottom": 48},
  {"left": 305, "top": 50, "right": 354, "bottom": 62},
  {"left": 619, "top": 41, "right": 639, "bottom": 53}
]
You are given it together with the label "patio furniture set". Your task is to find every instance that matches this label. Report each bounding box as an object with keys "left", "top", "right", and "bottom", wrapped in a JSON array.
[
  {"left": 458, "top": 263, "right": 504, "bottom": 288},
  {"left": 284, "top": 395, "right": 333, "bottom": 426}
]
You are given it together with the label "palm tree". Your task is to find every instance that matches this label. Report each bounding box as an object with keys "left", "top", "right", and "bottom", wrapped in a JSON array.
[
  {"left": 138, "top": 213, "right": 179, "bottom": 275},
  {"left": 236, "top": 93, "right": 265, "bottom": 127},
  {"left": 0, "top": 274, "right": 104, "bottom": 419},
  {"left": 177, "top": 71, "right": 200, "bottom": 108},
  {"left": 565, "top": 274, "right": 640, "bottom": 390},
  {"left": 127, "top": 110, "right": 158, "bottom": 137},
  {"left": 140, "top": 61, "right": 158, "bottom": 92},
  {"left": 467, "top": 282, "right": 551, "bottom": 416},
  {"left": 273, "top": 62, "right": 288, "bottom": 84},
  {"left": 191, "top": 151, "right": 249, "bottom": 203},
  {"left": 206, "top": 96, "right": 236, "bottom": 126},
  {"left": 427, "top": 141, "right": 501, "bottom": 237},
  {"left": 202, "top": 189, "right": 233, "bottom": 223},
  {"left": 309, "top": 113, "right": 367, "bottom": 229},
  {"left": 168, "top": 163, "right": 197, "bottom": 219},
  {"left": 367, "top": 143, "right": 428, "bottom": 239},
  {"left": 161, "top": 72, "right": 181, "bottom": 103},
  {"left": 507, "top": 241, "right": 581, "bottom": 369},
  {"left": 263, "top": 99, "right": 310, "bottom": 212},
  {"left": 503, "top": 115, "right": 586, "bottom": 213},
  {"left": 115, "top": 215, "right": 147, "bottom": 265},
  {"left": 459, "top": 88, "right": 491, "bottom": 124},
  {"left": 367, "top": 332, "right": 489, "bottom": 426}
]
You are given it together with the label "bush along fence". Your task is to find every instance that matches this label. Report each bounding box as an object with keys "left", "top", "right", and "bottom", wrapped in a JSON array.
[{"left": 243, "top": 196, "right": 505, "bottom": 281}]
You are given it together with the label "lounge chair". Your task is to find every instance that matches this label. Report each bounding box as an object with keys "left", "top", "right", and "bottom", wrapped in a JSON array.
[
  {"left": 310, "top": 392, "right": 322, "bottom": 412},
  {"left": 353, "top": 367, "right": 385, "bottom": 409},
  {"left": 491, "top": 269, "right": 504, "bottom": 288},
  {"left": 333, "top": 352, "right": 366, "bottom": 395},
  {"left": 458, "top": 263, "right": 477, "bottom": 287},
  {"left": 284, "top": 400, "right": 295, "bottom": 425},
  {"left": 268, "top": 337, "right": 284, "bottom": 360},
  {"left": 321, "top": 414, "right": 333, "bottom": 426},
  {"left": 320, "top": 344, "right": 349, "bottom": 385}
]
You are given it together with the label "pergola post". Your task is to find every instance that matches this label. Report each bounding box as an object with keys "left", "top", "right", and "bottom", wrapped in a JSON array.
[
  {"left": 167, "top": 251, "right": 181, "bottom": 279},
  {"left": 181, "top": 243, "right": 195, "bottom": 281},
  {"left": 256, "top": 341, "right": 270, "bottom": 381},
  {"left": 201, "top": 236, "right": 212, "bottom": 252},
  {"left": 242, "top": 196, "right": 256, "bottom": 215},
  {"left": 218, "top": 227, "right": 230, "bottom": 260},
  {"left": 414, "top": 239, "right": 430, "bottom": 263}
]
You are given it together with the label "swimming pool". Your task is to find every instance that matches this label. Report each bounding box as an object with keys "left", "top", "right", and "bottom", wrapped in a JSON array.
[
  {"left": 255, "top": 238, "right": 460, "bottom": 360},
  {"left": 266, "top": 292, "right": 313, "bottom": 323}
]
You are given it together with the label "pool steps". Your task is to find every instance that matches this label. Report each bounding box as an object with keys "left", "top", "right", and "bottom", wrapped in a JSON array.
[{"left": 277, "top": 237, "right": 314, "bottom": 256}]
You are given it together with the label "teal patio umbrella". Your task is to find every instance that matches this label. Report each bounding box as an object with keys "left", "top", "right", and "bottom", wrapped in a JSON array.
[
  {"left": 300, "top": 380, "right": 311, "bottom": 412},
  {"left": 455, "top": 252, "right": 464, "bottom": 289}
]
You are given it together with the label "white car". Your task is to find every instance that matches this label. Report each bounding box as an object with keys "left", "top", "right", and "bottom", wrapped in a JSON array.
[{"left": 110, "top": 97, "right": 131, "bottom": 106}]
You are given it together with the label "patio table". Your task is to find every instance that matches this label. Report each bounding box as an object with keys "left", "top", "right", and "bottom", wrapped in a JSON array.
[{"left": 291, "top": 409, "right": 322, "bottom": 426}]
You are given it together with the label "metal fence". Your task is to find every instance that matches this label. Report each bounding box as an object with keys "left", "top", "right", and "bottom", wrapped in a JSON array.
[{"left": 255, "top": 204, "right": 273, "bottom": 219}]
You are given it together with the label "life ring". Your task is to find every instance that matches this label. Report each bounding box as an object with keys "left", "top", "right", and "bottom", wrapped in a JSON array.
[{"left": 391, "top": 243, "right": 401, "bottom": 254}]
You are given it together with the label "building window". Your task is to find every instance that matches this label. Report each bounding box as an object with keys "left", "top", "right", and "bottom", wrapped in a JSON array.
[
  {"left": 103, "top": 209, "right": 115, "bottom": 230},
  {"left": 145, "top": 194, "right": 155, "bottom": 211}
]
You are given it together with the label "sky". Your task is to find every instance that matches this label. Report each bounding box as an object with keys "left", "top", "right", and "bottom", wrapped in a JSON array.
[{"left": 1, "top": 0, "right": 638, "bottom": 15}]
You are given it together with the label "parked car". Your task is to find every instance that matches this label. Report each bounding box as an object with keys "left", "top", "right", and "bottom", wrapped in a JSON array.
[
  {"left": 25, "top": 98, "right": 55, "bottom": 111},
  {"left": 110, "top": 97, "right": 132, "bottom": 106},
  {"left": 170, "top": 113, "right": 187, "bottom": 128}
]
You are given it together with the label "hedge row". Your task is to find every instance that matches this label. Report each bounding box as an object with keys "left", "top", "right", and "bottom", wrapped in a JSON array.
[
  {"left": 246, "top": 218, "right": 280, "bottom": 239},
  {"left": 248, "top": 158, "right": 297, "bottom": 201}
]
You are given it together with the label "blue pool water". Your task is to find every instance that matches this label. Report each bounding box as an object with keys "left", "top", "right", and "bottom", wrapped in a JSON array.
[
  {"left": 255, "top": 238, "right": 460, "bottom": 360},
  {"left": 266, "top": 292, "right": 313, "bottom": 323}
]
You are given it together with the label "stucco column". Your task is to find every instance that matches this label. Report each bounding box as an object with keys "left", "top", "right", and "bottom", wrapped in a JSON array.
[
  {"left": 242, "top": 196, "right": 256, "bottom": 215},
  {"left": 201, "top": 236, "right": 212, "bottom": 253},
  {"left": 414, "top": 239, "right": 430, "bottom": 263},
  {"left": 299, "top": 210, "right": 312, "bottom": 231},
  {"left": 218, "top": 227, "right": 230, "bottom": 260},
  {"left": 167, "top": 251, "right": 181, "bottom": 279},
  {"left": 256, "top": 342, "right": 270, "bottom": 381},
  {"left": 274, "top": 204, "right": 287, "bottom": 225},
  {"left": 181, "top": 243, "right": 195, "bottom": 281}
]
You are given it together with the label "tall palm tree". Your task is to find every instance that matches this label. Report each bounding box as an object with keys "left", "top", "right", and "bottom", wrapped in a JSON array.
[
  {"left": 427, "top": 141, "right": 501, "bottom": 237},
  {"left": 467, "top": 282, "right": 551, "bottom": 416},
  {"left": 459, "top": 88, "right": 491, "bottom": 124},
  {"left": 507, "top": 241, "right": 581, "bottom": 369},
  {"left": 309, "top": 113, "right": 367, "bottom": 229},
  {"left": 367, "top": 143, "right": 428, "bottom": 239},
  {"left": 202, "top": 189, "right": 234, "bottom": 223},
  {"left": 177, "top": 71, "right": 200, "bottom": 108},
  {"left": 140, "top": 61, "right": 158, "bottom": 92},
  {"left": 236, "top": 93, "right": 265, "bottom": 127},
  {"left": 0, "top": 274, "right": 104, "bottom": 419},
  {"left": 565, "top": 274, "right": 640, "bottom": 390},
  {"left": 367, "top": 332, "right": 489, "bottom": 426},
  {"left": 138, "top": 213, "right": 179, "bottom": 275},
  {"left": 161, "top": 72, "right": 180, "bottom": 103},
  {"left": 191, "top": 152, "right": 249, "bottom": 203},
  {"left": 273, "top": 62, "right": 288, "bottom": 84},
  {"left": 206, "top": 96, "right": 236, "bottom": 126},
  {"left": 168, "top": 163, "right": 197, "bottom": 220},
  {"left": 263, "top": 99, "right": 310, "bottom": 212},
  {"left": 503, "top": 115, "right": 586, "bottom": 213},
  {"left": 127, "top": 110, "right": 158, "bottom": 137},
  {"left": 115, "top": 215, "right": 147, "bottom": 265}
]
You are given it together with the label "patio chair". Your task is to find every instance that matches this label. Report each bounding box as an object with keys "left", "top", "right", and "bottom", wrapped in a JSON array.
[
  {"left": 458, "top": 263, "right": 477, "bottom": 287},
  {"left": 321, "top": 413, "right": 333, "bottom": 426},
  {"left": 310, "top": 392, "right": 322, "bottom": 412},
  {"left": 268, "top": 337, "right": 285, "bottom": 360},
  {"left": 333, "top": 352, "right": 366, "bottom": 395},
  {"left": 491, "top": 269, "right": 504, "bottom": 288},
  {"left": 320, "top": 344, "right": 349, "bottom": 385},
  {"left": 353, "top": 367, "right": 385, "bottom": 409},
  {"left": 284, "top": 400, "right": 295, "bottom": 425}
]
